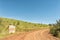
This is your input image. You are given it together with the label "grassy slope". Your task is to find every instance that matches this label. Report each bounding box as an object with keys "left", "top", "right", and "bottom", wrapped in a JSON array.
[{"left": 0, "top": 17, "right": 49, "bottom": 38}]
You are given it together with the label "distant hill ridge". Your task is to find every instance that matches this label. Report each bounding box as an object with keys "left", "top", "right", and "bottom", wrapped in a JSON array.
[{"left": 0, "top": 17, "right": 48, "bottom": 32}]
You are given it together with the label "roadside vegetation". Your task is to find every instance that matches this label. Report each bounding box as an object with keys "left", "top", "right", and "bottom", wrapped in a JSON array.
[
  {"left": 0, "top": 17, "right": 49, "bottom": 38},
  {"left": 49, "top": 20, "right": 60, "bottom": 38},
  {"left": 0, "top": 17, "right": 60, "bottom": 39}
]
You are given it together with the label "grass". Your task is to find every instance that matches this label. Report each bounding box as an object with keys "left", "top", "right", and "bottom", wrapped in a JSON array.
[
  {"left": 0, "top": 17, "right": 49, "bottom": 39},
  {"left": 0, "top": 27, "right": 49, "bottom": 39},
  {"left": 58, "top": 32, "right": 60, "bottom": 38}
]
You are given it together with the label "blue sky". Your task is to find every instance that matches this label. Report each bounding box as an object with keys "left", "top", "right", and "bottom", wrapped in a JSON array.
[{"left": 0, "top": 0, "right": 60, "bottom": 24}]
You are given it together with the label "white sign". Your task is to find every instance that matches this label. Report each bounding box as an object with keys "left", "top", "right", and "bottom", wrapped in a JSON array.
[{"left": 9, "top": 25, "right": 15, "bottom": 34}]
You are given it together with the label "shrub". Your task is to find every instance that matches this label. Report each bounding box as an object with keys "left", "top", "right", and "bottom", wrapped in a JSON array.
[{"left": 50, "top": 19, "right": 60, "bottom": 38}]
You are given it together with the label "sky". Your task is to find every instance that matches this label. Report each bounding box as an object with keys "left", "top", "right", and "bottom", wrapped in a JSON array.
[{"left": 0, "top": 0, "right": 60, "bottom": 24}]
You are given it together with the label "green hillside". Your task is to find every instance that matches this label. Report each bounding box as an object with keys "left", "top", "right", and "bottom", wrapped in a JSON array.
[{"left": 0, "top": 17, "right": 49, "bottom": 38}]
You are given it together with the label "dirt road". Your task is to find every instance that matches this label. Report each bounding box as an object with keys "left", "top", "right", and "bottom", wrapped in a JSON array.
[
  {"left": 24, "top": 29, "right": 60, "bottom": 40},
  {"left": 1, "top": 29, "right": 60, "bottom": 40}
]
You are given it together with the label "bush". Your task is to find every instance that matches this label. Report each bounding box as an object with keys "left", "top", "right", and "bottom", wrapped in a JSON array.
[
  {"left": 50, "top": 19, "right": 60, "bottom": 38},
  {"left": 50, "top": 27, "right": 58, "bottom": 36}
]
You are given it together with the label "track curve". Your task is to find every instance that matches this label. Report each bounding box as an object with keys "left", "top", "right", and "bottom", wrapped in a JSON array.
[{"left": 1, "top": 29, "right": 60, "bottom": 40}]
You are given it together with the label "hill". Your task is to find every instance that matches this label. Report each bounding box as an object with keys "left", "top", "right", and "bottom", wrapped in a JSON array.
[{"left": 0, "top": 17, "right": 49, "bottom": 38}]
